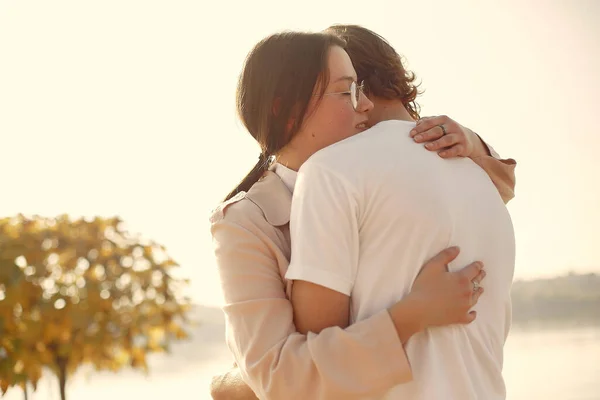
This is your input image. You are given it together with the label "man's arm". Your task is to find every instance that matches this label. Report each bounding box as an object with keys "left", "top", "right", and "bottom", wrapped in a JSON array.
[
  {"left": 211, "top": 205, "right": 411, "bottom": 400},
  {"left": 292, "top": 281, "right": 350, "bottom": 334},
  {"left": 285, "top": 161, "right": 360, "bottom": 336}
]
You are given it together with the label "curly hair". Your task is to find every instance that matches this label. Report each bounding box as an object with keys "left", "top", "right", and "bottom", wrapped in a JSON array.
[{"left": 325, "top": 24, "right": 421, "bottom": 120}]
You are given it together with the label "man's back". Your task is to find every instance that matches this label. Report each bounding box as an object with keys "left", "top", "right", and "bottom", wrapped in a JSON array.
[{"left": 293, "top": 120, "right": 515, "bottom": 399}]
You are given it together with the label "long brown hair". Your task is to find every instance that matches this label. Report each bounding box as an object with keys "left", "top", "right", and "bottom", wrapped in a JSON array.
[
  {"left": 224, "top": 31, "right": 346, "bottom": 201},
  {"left": 326, "top": 24, "right": 421, "bottom": 120}
]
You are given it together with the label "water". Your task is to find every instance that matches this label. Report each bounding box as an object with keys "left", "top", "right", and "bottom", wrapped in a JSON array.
[
  {"left": 503, "top": 324, "right": 600, "bottom": 400},
  {"left": 3, "top": 312, "right": 599, "bottom": 399}
]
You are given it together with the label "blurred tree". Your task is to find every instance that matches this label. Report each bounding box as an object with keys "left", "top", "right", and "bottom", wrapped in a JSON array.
[
  {"left": 0, "top": 215, "right": 191, "bottom": 400},
  {"left": 0, "top": 262, "right": 44, "bottom": 400}
]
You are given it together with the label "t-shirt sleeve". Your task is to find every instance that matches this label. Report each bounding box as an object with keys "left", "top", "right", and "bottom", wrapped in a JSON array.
[{"left": 285, "top": 161, "right": 359, "bottom": 296}]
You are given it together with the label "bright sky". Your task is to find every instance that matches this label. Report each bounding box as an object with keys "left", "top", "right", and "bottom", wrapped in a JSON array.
[{"left": 1, "top": 0, "right": 599, "bottom": 306}]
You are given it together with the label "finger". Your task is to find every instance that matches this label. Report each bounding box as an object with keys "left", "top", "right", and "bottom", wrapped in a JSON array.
[
  {"left": 414, "top": 125, "right": 445, "bottom": 143},
  {"left": 411, "top": 115, "right": 448, "bottom": 136},
  {"left": 414, "top": 116, "right": 434, "bottom": 127},
  {"left": 423, "top": 246, "right": 461, "bottom": 272},
  {"left": 472, "top": 269, "right": 487, "bottom": 284},
  {"left": 471, "top": 287, "right": 484, "bottom": 305},
  {"left": 425, "top": 133, "right": 459, "bottom": 151},
  {"left": 463, "top": 310, "right": 477, "bottom": 324},
  {"left": 457, "top": 261, "right": 484, "bottom": 282},
  {"left": 439, "top": 144, "right": 465, "bottom": 159},
  {"left": 418, "top": 247, "right": 461, "bottom": 277}
]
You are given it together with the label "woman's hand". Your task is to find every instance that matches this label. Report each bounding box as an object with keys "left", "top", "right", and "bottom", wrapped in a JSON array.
[
  {"left": 410, "top": 246, "right": 484, "bottom": 327},
  {"left": 388, "top": 246, "right": 485, "bottom": 344},
  {"left": 409, "top": 115, "right": 490, "bottom": 159},
  {"left": 210, "top": 367, "right": 258, "bottom": 400}
]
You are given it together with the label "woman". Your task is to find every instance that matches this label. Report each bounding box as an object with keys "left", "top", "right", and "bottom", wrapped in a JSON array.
[{"left": 211, "top": 31, "right": 514, "bottom": 400}]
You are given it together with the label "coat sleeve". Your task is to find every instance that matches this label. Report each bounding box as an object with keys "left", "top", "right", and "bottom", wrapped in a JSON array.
[{"left": 211, "top": 214, "right": 412, "bottom": 400}]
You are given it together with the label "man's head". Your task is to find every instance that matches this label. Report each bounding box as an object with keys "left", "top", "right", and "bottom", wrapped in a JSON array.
[{"left": 325, "top": 24, "right": 421, "bottom": 124}]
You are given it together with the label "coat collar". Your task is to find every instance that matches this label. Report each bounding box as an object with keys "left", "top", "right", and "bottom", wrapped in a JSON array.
[{"left": 245, "top": 170, "right": 292, "bottom": 226}]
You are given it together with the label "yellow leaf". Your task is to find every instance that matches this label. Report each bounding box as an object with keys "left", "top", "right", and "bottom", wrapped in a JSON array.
[{"left": 1, "top": 379, "right": 9, "bottom": 395}]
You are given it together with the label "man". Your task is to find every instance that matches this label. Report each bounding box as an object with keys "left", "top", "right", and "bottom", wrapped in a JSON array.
[
  {"left": 325, "top": 25, "right": 515, "bottom": 201},
  {"left": 211, "top": 25, "right": 516, "bottom": 399},
  {"left": 285, "top": 25, "right": 516, "bottom": 399}
]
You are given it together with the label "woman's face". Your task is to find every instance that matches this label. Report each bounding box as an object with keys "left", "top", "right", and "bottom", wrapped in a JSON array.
[{"left": 280, "top": 46, "right": 373, "bottom": 167}]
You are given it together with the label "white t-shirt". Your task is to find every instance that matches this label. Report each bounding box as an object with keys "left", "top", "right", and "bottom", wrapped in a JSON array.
[
  {"left": 271, "top": 163, "right": 297, "bottom": 193},
  {"left": 285, "top": 120, "right": 516, "bottom": 400}
]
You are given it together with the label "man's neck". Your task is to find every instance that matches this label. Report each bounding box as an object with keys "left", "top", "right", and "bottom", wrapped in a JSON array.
[{"left": 370, "top": 98, "right": 415, "bottom": 124}]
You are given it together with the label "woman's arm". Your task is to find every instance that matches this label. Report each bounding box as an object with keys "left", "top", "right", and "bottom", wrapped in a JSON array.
[
  {"left": 410, "top": 115, "right": 517, "bottom": 203},
  {"left": 213, "top": 212, "right": 483, "bottom": 399},
  {"left": 210, "top": 367, "right": 258, "bottom": 400},
  {"left": 212, "top": 215, "right": 412, "bottom": 400},
  {"left": 292, "top": 248, "right": 484, "bottom": 338}
]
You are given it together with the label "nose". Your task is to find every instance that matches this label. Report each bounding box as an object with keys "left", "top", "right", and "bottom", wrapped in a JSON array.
[{"left": 357, "top": 91, "right": 374, "bottom": 113}]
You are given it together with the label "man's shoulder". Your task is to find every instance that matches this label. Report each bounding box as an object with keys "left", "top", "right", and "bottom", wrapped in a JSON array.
[
  {"left": 322, "top": 119, "right": 414, "bottom": 153},
  {"left": 355, "top": 119, "right": 416, "bottom": 142},
  {"left": 368, "top": 119, "right": 416, "bottom": 134},
  {"left": 304, "top": 120, "right": 416, "bottom": 170}
]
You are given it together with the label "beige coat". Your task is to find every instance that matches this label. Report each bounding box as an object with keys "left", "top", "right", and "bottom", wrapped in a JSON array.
[{"left": 210, "top": 153, "right": 516, "bottom": 400}]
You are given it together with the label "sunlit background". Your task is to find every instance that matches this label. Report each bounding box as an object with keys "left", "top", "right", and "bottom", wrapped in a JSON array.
[{"left": 1, "top": 0, "right": 599, "bottom": 399}]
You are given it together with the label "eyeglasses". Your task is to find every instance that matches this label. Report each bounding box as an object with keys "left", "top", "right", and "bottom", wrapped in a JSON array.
[{"left": 324, "top": 81, "right": 365, "bottom": 110}]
